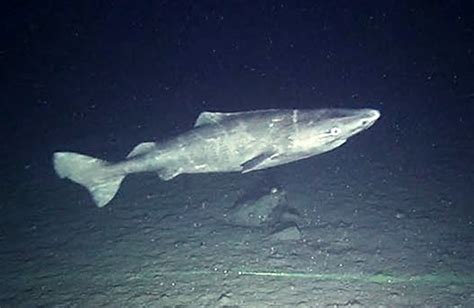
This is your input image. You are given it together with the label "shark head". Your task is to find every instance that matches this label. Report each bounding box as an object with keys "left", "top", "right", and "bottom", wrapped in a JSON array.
[{"left": 288, "top": 108, "right": 381, "bottom": 155}]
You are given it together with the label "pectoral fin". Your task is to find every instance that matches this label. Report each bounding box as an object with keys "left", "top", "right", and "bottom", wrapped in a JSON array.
[{"left": 241, "top": 152, "right": 278, "bottom": 173}]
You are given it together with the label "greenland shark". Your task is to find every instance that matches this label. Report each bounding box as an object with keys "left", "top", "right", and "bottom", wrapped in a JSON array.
[{"left": 53, "top": 108, "right": 380, "bottom": 207}]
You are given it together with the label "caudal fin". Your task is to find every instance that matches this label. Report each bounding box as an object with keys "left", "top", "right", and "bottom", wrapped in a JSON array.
[{"left": 53, "top": 152, "right": 125, "bottom": 207}]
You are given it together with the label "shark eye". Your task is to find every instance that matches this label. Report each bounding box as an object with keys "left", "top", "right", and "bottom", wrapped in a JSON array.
[{"left": 329, "top": 127, "right": 340, "bottom": 135}]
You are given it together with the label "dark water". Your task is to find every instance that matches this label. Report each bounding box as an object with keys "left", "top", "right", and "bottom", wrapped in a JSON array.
[{"left": 2, "top": 1, "right": 474, "bottom": 306}]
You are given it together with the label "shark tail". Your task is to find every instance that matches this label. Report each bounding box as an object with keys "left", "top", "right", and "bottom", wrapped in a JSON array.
[{"left": 53, "top": 152, "right": 125, "bottom": 208}]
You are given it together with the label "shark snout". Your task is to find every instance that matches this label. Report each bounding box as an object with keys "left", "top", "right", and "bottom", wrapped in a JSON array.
[
  {"left": 361, "top": 109, "right": 380, "bottom": 127},
  {"left": 369, "top": 109, "right": 381, "bottom": 120}
]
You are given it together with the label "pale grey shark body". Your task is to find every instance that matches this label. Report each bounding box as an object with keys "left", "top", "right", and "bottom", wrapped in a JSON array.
[{"left": 53, "top": 108, "right": 380, "bottom": 207}]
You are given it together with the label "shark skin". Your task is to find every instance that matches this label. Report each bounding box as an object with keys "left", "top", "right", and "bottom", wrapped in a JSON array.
[{"left": 53, "top": 108, "right": 380, "bottom": 207}]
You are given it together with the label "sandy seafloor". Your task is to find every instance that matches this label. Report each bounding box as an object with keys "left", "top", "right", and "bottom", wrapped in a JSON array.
[{"left": 1, "top": 124, "right": 474, "bottom": 307}]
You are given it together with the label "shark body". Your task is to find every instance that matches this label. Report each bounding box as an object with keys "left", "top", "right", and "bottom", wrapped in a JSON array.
[{"left": 53, "top": 108, "right": 380, "bottom": 207}]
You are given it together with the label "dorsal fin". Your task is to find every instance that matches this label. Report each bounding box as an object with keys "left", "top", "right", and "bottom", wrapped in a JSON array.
[
  {"left": 194, "top": 111, "right": 229, "bottom": 127},
  {"left": 127, "top": 142, "right": 157, "bottom": 158},
  {"left": 194, "top": 110, "right": 281, "bottom": 127}
]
